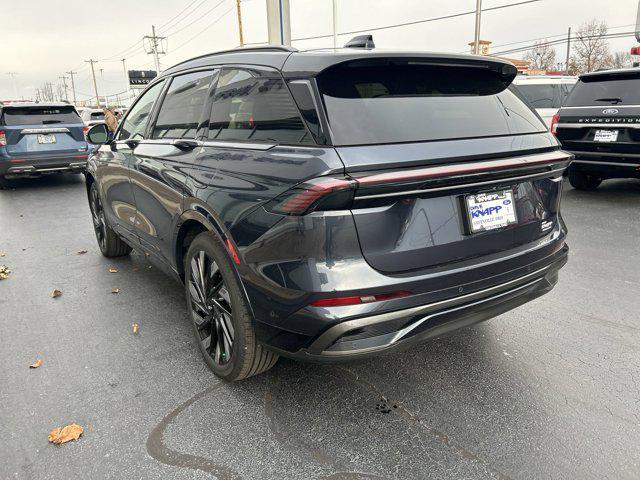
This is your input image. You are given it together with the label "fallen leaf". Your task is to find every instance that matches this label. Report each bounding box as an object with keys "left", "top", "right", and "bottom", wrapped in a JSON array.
[
  {"left": 30, "top": 359, "right": 43, "bottom": 369},
  {"left": 51, "top": 289, "right": 63, "bottom": 298},
  {"left": 21, "top": 248, "right": 26, "bottom": 251},
  {"left": 0, "top": 252, "right": 5, "bottom": 257},
  {"left": 132, "top": 323, "right": 139, "bottom": 334},
  {"left": 0, "top": 265, "right": 11, "bottom": 280},
  {"left": 108, "top": 268, "right": 118, "bottom": 273},
  {"left": 111, "top": 288, "right": 120, "bottom": 294},
  {"left": 48, "top": 423, "right": 83, "bottom": 445},
  {"left": 76, "top": 250, "right": 88, "bottom": 255}
]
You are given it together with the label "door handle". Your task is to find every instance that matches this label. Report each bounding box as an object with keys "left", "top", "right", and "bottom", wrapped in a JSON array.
[{"left": 172, "top": 139, "right": 199, "bottom": 150}]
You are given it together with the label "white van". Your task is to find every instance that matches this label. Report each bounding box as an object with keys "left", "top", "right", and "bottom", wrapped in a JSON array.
[{"left": 513, "top": 75, "right": 577, "bottom": 128}]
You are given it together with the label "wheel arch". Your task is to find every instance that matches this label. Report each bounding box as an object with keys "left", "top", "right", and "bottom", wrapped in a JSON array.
[{"left": 175, "top": 209, "right": 256, "bottom": 321}]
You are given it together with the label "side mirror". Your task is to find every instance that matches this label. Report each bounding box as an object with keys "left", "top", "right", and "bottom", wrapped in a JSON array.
[{"left": 87, "top": 123, "right": 110, "bottom": 145}]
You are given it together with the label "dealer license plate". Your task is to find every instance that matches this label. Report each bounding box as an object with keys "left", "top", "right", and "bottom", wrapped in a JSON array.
[
  {"left": 37, "top": 134, "right": 56, "bottom": 144},
  {"left": 593, "top": 130, "right": 618, "bottom": 142},
  {"left": 465, "top": 190, "right": 517, "bottom": 233}
]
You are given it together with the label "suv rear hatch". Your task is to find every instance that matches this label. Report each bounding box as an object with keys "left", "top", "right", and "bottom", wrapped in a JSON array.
[
  {"left": 555, "top": 70, "right": 640, "bottom": 159},
  {"left": 0, "top": 105, "right": 86, "bottom": 157},
  {"left": 316, "top": 58, "right": 569, "bottom": 273}
]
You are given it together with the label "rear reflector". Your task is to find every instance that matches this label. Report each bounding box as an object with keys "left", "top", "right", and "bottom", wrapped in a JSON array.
[
  {"left": 9, "top": 159, "right": 26, "bottom": 163},
  {"left": 310, "top": 291, "right": 412, "bottom": 307},
  {"left": 225, "top": 239, "right": 241, "bottom": 265}
]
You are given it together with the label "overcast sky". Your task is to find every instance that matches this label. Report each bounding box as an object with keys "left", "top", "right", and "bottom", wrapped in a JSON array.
[{"left": 1, "top": 0, "right": 638, "bottom": 102}]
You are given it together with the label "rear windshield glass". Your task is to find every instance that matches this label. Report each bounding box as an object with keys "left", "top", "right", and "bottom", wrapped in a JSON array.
[
  {"left": 565, "top": 74, "right": 640, "bottom": 107},
  {"left": 2, "top": 106, "right": 81, "bottom": 126},
  {"left": 90, "top": 112, "right": 105, "bottom": 119},
  {"left": 317, "top": 61, "right": 545, "bottom": 146},
  {"left": 515, "top": 84, "right": 568, "bottom": 109}
]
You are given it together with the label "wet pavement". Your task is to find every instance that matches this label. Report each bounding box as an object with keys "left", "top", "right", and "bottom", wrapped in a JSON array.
[{"left": 1, "top": 174, "right": 639, "bottom": 479}]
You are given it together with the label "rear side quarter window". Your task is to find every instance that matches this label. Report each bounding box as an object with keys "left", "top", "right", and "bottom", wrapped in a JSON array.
[{"left": 208, "top": 68, "right": 313, "bottom": 145}]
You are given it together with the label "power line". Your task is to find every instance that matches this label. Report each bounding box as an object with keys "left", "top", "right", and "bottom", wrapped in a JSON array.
[
  {"left": 156, "top": 0, "right": 206, "bottom": 33},
  {"left": 164, "top": 5, "right": 236, "bottom": 57},
  {"left": 490, "top": 30, "right": 636, "bottom": 57},
  {"left": 163, "top": 0, "right": 231, "bottom": 38},
  {"left": 283, "top": 0, "right": 544, "bottom": 43}
]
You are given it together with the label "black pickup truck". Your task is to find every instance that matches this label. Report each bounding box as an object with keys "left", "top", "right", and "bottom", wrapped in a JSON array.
[{"left": 553, "top": 68, "right": 640, "bottom": 190}]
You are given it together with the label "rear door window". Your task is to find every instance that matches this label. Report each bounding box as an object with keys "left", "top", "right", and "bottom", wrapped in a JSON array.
[
  {"left": 316, "top": 60, "right": 545, "bottom": 146},
  {"left": 564, "top": 73, "right": 640, "bottom": 107},
  {"left": 118, "top": 80, "right": 165, "bottom": 141},
  {"left": 1, "top": 106, "right": 81, "bottom": 126},
  {"left": 151, "top": 70, "right": 214, "bottom": 139},
  {"left": 208, "top": 68, "right": 313, "bottom": 145}
]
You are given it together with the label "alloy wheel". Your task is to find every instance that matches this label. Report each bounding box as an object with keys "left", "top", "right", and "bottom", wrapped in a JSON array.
[
  {"left": 90, "top": 187, "right": 107, "bottom": 250},
  {"left": 188, "top": 250, "right": 234, "bottom": 366}
]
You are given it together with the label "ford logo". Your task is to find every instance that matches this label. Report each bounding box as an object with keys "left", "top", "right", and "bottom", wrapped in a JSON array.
[{"left": 602, "top": 108, "right": 619, "bottom": 115}]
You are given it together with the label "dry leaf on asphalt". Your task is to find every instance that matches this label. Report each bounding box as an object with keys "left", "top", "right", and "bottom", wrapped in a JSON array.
[
  {"left": 29, "top": 359, "right": 42, "bottom": 369},
  {"left": 76, "top": 250, "right": 88, "bottom": 255},
  {"left": 108, "top": 268, "right": 118, "bottom": 273},
  {"left": 0, "top": 252, "right": 5, "bottom": 257},
  {"left": 0, "top": 265, "right": 11, "bottom": 280},
  {"left": 51, "top": 289, "right": 63, "bottom": 298},
  {"left": 48, "top": 423, "right": 83, "bottom": 445},
  {"left": 132, "top": 323, "right": 139, "bottom": 334},
  {"left": 111, "top": 288, "right": 120, "bottom": 294}
]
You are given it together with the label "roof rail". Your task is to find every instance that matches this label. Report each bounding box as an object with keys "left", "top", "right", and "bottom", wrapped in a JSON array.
[{"left": 165, "top": 45, "right": 298, "bottom": 71}]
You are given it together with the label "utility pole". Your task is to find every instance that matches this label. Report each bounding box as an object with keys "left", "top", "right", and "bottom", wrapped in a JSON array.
[
  {"left": 266, "top": 0, "right": 291, "bottom": 45},
  {"left": 6, "top": 72, "right": 18, "bottom": 98},
  {"left": 85, "top": 59, "right": 101, "bottom": 107},
  {"left": 144, "top": 25, "right": 166, "bottom": 73},
  {"left": 58, "top": 75, "right": 69, "bottom": 103},
  {"left": 66, "top": 70, "right": 78, "bottom": 105},
  {"left": 473, "top": 0, "right": 482, "bottom": 54},
  {"left": 565, "top": 27, "right": 572, "bottom": 74},
  {"left": 236, "top": 0, "right": 244, "bottom": 47},
  {"left": 121, "top": 58, "right": 129, "bottom": 101},
  {"left": 332, "top": 0, "right": 338, "bottom": 48}
]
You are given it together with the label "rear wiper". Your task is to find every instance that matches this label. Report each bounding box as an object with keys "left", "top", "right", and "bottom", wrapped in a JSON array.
[
  {"left": 42, "top": 120, "right": 63, "bottom": 124},
  {"left": 594, "top": 97, "right": 623, "bottom": 104}
]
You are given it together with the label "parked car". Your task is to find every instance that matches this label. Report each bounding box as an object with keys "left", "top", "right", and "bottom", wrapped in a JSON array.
[
  {"left": 512, "top": 75, "right": 577, "bottom": 128},
  {"left": 80, "top": 108, "right": 106, "bottom": 127},
  {"left": 0, "top": 102, "right": 89, "bottom": 188},
  {"left": 553, "top": 68, "right": 640, "bottom": 190},
  {"left": 85, "top": 44, "right": 570, "bottom": 381}
]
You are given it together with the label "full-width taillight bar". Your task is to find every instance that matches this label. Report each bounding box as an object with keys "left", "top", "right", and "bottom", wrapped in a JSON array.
[
  {"left": 268, "top": 151, "right": 570, "bottom": 216},
  {"left": 354, "top": 151, "right": 570, "bottom": 187}
]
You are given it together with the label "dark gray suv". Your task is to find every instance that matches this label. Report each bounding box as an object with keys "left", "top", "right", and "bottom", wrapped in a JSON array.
[{"left": 85, "top": 44, "right": 570, "bottom": 381}]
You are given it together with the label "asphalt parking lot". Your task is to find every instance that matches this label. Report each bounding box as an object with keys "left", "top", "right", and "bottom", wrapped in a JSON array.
[{"left": 1, "top": 173, "right": 639, "bottom": 480}]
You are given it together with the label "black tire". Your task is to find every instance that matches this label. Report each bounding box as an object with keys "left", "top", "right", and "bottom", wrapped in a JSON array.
[
  {"left": 568, "top": 169, "right": 602, "bottom": 191},
  {"left": 184, "top": 231, "right": 278, "bottom": 381},
  {"left": 88, "top": 182, "right": 132, "bottom": 257},
  {"left": 0, "top": 176, "right": 10, "bottom": 190}
]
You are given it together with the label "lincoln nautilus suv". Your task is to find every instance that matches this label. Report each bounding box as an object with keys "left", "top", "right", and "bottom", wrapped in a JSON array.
[{"left": 84, "top": 39, "right": 570, "bottom": 381}]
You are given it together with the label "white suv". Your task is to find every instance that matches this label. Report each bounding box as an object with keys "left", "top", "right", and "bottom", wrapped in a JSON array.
[{"left": 513, "top": 75, "right": 577, "bottom": 128}]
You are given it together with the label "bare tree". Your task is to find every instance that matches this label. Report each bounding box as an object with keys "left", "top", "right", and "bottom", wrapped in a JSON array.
[
  {"left": 523, "top": 40, "right": 557, "bottom": 70},
  {"left": 612, "top": 51, "right": 632, "bottom": 69},
  {"left": 570, "top": 20, "right": 613, "bottom": 73}
]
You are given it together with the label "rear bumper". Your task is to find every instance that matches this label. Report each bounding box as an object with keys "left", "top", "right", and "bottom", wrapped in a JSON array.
[
  {"left": 0, "top": 154, "right": 88, "bottom": 177},
  {"left": 260, "top": 243, "right": 568, "bottom": 363},
  {"left": 569, "top": 151, "right": 640, "bottom": 178}
]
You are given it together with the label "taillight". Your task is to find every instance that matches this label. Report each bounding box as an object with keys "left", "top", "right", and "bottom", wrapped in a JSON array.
[
  {"left": 309, "top": 291, "right": 412, "bottom": 307},
  {"left": 82, "top": 127, "right": 89, "bottom": 140},
  {"left": 0, "top": 130, "right": 6, "bottom": 146},
  {"left": 267, "top": 176, "right": 356, "bottom": 215},
  {"left": 550, "top": 113, "right": 559, "bottom": 135}
]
